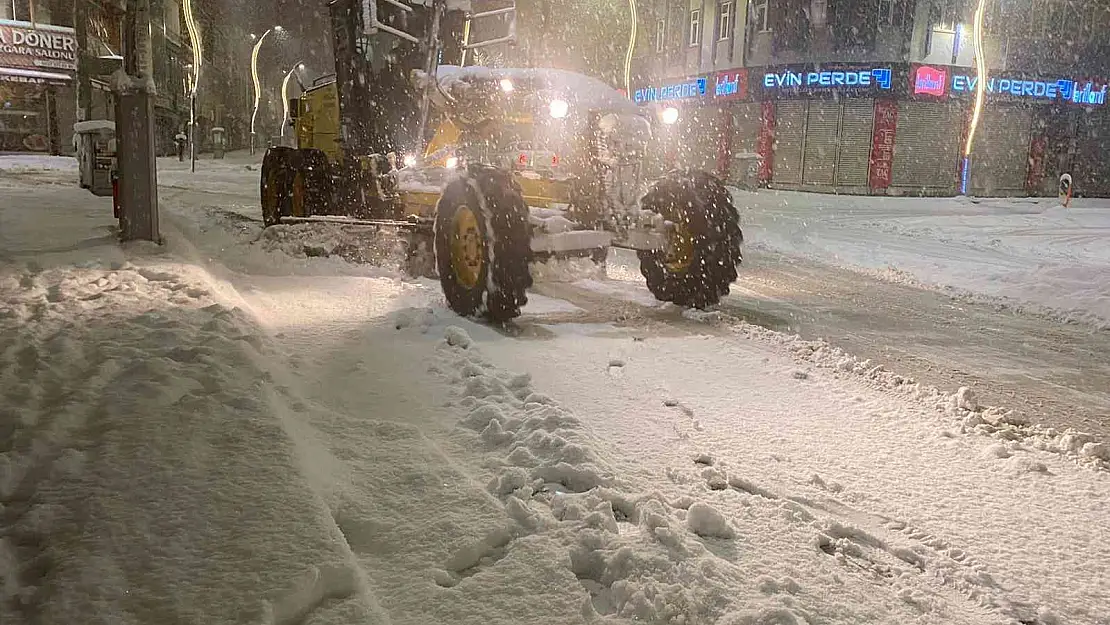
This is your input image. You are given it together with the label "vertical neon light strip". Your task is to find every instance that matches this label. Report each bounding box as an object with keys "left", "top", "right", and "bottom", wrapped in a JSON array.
[
  {"left": 625, "top": 0, "right": 637, "bottom": 95},
  {"left": 183, "top": 0, "right": 203, "bottom": 94},
  {"left": 281, "top": 68, "right": 293, "bottom": 137},
  {"left": 250, "top": 29, "right": 272, "bottom": 138},
  {"left": 961, "top": 0, "right": 988, "bottom": 194}
]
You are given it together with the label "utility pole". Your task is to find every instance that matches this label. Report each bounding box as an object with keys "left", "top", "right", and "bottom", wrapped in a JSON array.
[
  {"left": 74, "top": 0, "right": 93, "bottom": 122},
  {"left": 115, "top": 0, "right": 161, "bottom": 242}
]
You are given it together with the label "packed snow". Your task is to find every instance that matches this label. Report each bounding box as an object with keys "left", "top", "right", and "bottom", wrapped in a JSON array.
[
  {"left": 737, "top": 189, "right": 1110, "bottom": 328},
  {"left": 1, "top": 153, "right": 1108, "bottom": 625}
]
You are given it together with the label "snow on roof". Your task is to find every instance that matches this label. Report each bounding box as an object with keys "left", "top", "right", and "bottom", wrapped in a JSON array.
[{"left": 435, "top": 65, "right": 641, "bottom": 116}]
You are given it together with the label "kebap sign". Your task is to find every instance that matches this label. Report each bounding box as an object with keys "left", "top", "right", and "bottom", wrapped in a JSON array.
[{"left": 0, "top": 19, "right": 78, "bottom": 82}]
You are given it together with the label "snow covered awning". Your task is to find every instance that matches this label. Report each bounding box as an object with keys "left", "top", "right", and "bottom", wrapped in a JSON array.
[
  {"left": 435, "top": 65, "right": 641, "bottom": 116},
  {"left": 0, "top": 66, "right": 72, "bottom": 84}
]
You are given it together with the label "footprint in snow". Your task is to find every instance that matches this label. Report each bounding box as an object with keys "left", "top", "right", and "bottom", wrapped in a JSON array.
[
  {"left": 607, "top": 358, "right": 625, "bottom": 376},
  {"left": 663, "top": 398, "right": 695, "bottom": 417}
]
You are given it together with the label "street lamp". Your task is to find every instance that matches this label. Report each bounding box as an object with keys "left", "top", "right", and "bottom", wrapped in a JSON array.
[
  {"left": 183, "top": 0, "right": 203, "bottom": 172},
  {"left": 281, "top": 61, "right": 305, "bottom": 140},
  {"left": 250, "top": 26, "right": 283, "bottom": 155}
]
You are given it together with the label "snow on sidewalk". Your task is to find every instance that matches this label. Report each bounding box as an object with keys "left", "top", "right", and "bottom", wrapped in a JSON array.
[
  {"left": 737, "top": 189, "right": 1110, "bottom": 328},
  {"left": 459, "top": 316, "right": 1110, "bottom": 625},
  {"left": 0, "top": 257, "right": 394, "bottom": 624},
  {"left": 0, "top": 171, "right": 395, "bottom": 623}
]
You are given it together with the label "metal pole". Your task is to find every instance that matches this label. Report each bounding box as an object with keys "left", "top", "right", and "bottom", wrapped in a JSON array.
[
  {"left": 190, "top": 92, "right": 196, "bottom": 171},
  {"left": 183, "top": 0, "right": 202, "bottom": 171},
  {"left": 74, "top": 0, "right": 92, "bottom": 122},
  {"left": 116, "top": 0, "right": 160, "bottom": 243},
  {"left": 416, "top": 1, "right": 443, "bottom": 150}
]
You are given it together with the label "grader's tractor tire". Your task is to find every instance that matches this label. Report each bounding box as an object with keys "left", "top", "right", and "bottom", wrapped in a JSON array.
[
  {"left": 638, "top": 169, "right": 744, "bottom": 309},
  {"left": 291, "top": 149, "right": 332, "bottom": 217},
  {"left": 434, "top": 165, "right": 533, "bottom": 323},
  {"left": 261, "top": 146, "right": 296, "bottom": 227}
]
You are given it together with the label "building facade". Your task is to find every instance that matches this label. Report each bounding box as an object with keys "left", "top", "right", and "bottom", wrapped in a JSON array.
[
  {"left": 1, "top": 0, "right": 255, "bottom": 156},
  {"left": 1, "top": 0, "right": 80, "bottom": 153},
  {"left": 631, "top": 0, "right": 1110, "bottom": 197}
]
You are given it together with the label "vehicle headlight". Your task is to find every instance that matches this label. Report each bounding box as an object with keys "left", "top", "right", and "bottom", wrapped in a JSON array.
[
  {"left": 549, "top": 99, "right": 569, "bottom": 119},
  {"left": 445, "top": 156, "right": 459, "bottom": 169},
  {"left": 402, "top": 154, "right": 417, "bottom": 168}
]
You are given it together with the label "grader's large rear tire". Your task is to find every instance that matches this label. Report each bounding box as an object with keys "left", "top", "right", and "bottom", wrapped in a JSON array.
[
  {"left": 434, "top": 165, "right": 533, "bottom": 322},
  {"left": 638, "top": 169, "right": 744, "bottom": 309},
  {"left": 291, "top": 149, "right": 332, "bottom": 217},
  {"left": 261, "top": 146, "right": 296, "bottom": 227}
]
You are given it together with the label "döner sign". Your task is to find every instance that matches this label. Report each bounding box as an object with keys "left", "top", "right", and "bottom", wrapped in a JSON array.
[{"left": 0, "top": 21, "right": 78, "bottom": 73}]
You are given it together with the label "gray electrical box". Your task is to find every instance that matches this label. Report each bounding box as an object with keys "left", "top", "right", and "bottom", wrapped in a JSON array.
[
  {"left": 212, "top": 126, "right": 226, "bottom": 159},
  {"left": 74, "top": 120, "right": 117, "bottom": 197}
]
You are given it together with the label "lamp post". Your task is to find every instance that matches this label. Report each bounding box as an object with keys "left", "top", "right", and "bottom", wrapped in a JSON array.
[
  {"left": 182, "top": 0, "right": 203, "bottom": 172},
  {"left": 280, "top": 62, "right": 305, "bottom": 140},
  {"left": 250, "top": 26, "right": 282, "bottom": 155}
]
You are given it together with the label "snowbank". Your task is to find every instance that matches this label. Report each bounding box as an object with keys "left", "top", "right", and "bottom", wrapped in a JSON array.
[
  {"left": 0, "top": 155, "right": 76, "bottom": 173},
  {"left": 0, "top": 260, "right": 389, "bottom": 624},
  {"left": 738, "top": 189, "right": 1110, "bottom": 328}
]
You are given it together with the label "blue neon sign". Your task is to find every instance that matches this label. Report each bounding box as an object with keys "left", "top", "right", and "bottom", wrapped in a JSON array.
[
  {"left": 952, "top": 75, "right": 1107, "bottom": 106},
  {"left": 634, "top": 77, "right": 708, "bottom": 104},
  {"left": 763, "top": 68, "right": 893, "bottom": 91}
]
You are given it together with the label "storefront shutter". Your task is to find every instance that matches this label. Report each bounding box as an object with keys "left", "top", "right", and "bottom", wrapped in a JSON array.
[
  {"left": 971, "top": 107, "right": 1033, "bottom": 194},
  {"left": 728, "top": 103, "right": 761, "bottom": 183},
  {"left": 682, "top": 106, "right": 721, "bottom": 172},
  {"left": 1073, "top": 111, "right": 1110, "bottom": 197},
  {"left": 891, "top": 101, "right": 961, "bottom": 191},
  {"left": 803, "top": 100, "right": 839, "bottom": 185},
  {"left": 773, "top": 101, "right": 806, "bottom": 184},
  {"left": 836, "top": 99, "right": 875, "bottom": 187}
]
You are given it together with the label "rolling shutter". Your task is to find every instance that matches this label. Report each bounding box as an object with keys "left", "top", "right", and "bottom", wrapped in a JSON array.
[
  {"left": 836, "top": 100, "right": 875, "bottom": 186},
  {"left": 971, "top": 107, "right": 1033, "bottom": 194},
  {"left": 892, "top": 101, "right": 961, "bottom": 190},
  {"left": 728, "top": 103, "right": 762, "bottom": 185},
  {"left": 773, "top": 101, "right": 806, "bottom": 184},
  {"left": 682, "top": 106, "right": 721, "bottom": 172},
  {"left": 1073, "top": 111, "right": 1110, "bottom": 197},
  {"left": 803, "top": 100, "right": 839, "bottom": 185}
]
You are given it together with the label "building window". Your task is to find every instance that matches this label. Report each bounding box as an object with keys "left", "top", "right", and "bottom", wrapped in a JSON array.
[
  {"left": 689, "top": 9, "right": 701, "bottom": 46},
  {"left": 751, "top": 0, "right": 770, "bottom": 32},
  {"left": 718, "top": 2, "right": 734, "bottom": 40},
  {"left": 655, "top": 17, "right": 666, "bottom": 52},
  {"left": 878, "top": 0, "right": 896, "bottom": 26}
]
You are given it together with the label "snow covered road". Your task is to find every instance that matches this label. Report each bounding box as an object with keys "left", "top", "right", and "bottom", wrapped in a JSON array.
[
  {"left": 1, "top": 154, "right": 1108, "bottom": 625},
  {"left": 543, "top": 248, "right": 1110, "bottom": 442},
  {"left": 739, "top": 190, "right": 1110, "bottom": 329}
]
